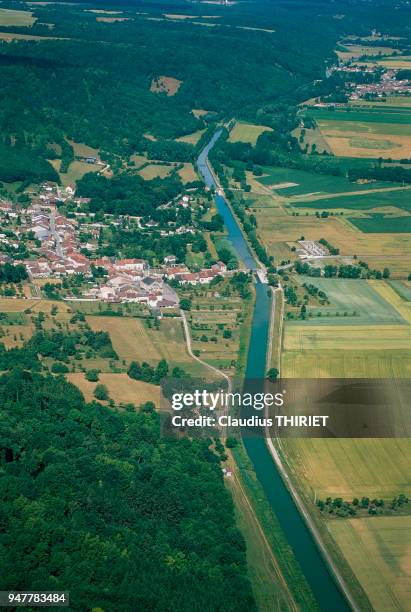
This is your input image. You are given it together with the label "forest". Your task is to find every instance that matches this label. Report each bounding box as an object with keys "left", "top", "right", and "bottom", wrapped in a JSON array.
[
  {"left": 0, "top": 0, "right": 347, "bottom": 185},
  {"left": 0, "top": 368, "right": 255, "bottom": 611}
]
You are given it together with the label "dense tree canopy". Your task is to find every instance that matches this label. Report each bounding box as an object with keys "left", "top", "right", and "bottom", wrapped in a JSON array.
[{"left": 0, "top": 369, "right": 256, "bottom": 611}]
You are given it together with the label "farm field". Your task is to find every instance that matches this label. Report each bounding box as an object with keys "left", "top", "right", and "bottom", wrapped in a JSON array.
[
  {"left": 0, "top": 322, "right": 34, "bottom": 348},
  {"left": 87, "top": 315, "right": 209, "bottom": 376},
  {"left": 228, "top": 121, "right": 273, "bottom": 145},
  {"left": 282, "top": 437, "right": 411, "bottom": 499},
  {"left": 364, "top": 56, "right": 411, "bottom": 70},
  {"left": 303, "top": 107, "right": 411, "bottom": 159},
  {"left": 284, "top": 324, "right": 411, "bottom": 351},
  {"left": 293, "top": 278, "right": 405, "bottom": 324},
  {"left": 317, "top": 121, "right": 411, "bottom": 159},
  {"left": 138, "top": 164, "right": 173, "bottom": 180},
  {"left": 282, "top": 348, "right": 411, "bottom": 378},
  {"left": 67, "top": 372, "right": 160, "bottom": 407},
  {"left": 336, "top": 43, "right": 396, "bottom": 61},
  {"left": 59, "top": 160, "right": 100, "bottom": 186},
  {"left": 0, "top": 297, "right": 72, "bottom": 315},
  {"left": 349, "top": 97, "right": 411, "bottom": 110},
  {"left": 0, "top": 8, "right": 35, "bottom": 26},
  {"left": 388, "top": 280, "right": 411, "bottom": 302},
  {"left": 177, "top": 163, "right": 198, "bottom": 183},
  {"left": 370, "top": 280, "right": 411, "bottom": 324},
  {"left": 348, "top": 214, "right": 411, "bottom": 233},
  {"left": 0, "top": 32, "right": 59, "bottom": 41},
  {"left": 306, "top": 107, "right": 411, "bottom": 125},
  {"left": 254, "top": 166, "right": 396, "bottom": 198},
  {"left": 295, "top": 188, "right": 411, "bottom": 211},
  {"left": 189, "top": 308, "right": 241, "bottom": 370},
  {"left": 329, "top": 517, "right": 411, "bottom": 612},
  {"left": 176, "top": 129, "right": 206, "bottom": 144},
  {"left": 255, "top": 208, "right": 365, "bottom": 257},
  {"left": 67, "top": 140, "right": 100, "bottom": 159}
]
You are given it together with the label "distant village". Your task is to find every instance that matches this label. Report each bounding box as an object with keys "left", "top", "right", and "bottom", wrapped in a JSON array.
[
  {"left": 323, "top": 33, "right": 411, "bottom": 102},
  {"left": 0, "top": 182, "right": 229, "bottom": 310}
]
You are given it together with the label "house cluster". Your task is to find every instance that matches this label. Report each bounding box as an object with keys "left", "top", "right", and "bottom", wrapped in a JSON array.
[
  {"left": 85, "top": 256, "right": 227, "bottom": 306},
  {"left": 85, "top": 259, "right": 178, "bottom": 308},
  {"left": 350, "top": 70, "right": 411, "bottom": 100},
  {"left": 161, "top": 259, "right": 227, "bottom": 285},
  {"left": 328, "top": 51, "right": 411, "bottom": 100},
  {"left": 1, "top": 184, "right": 228, "bottom": 309}
]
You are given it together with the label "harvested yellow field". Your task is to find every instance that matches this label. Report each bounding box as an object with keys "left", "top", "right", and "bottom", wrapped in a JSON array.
[
  {"left": 150, "top": 76, "right": 182, "bottom": 96},
  {"left": 129, "top": 154, "right": 147, "bottom": 168},
  {"left": 61, "top": 161, "right": 99, "bottom": 187},
  {"left": 282, "top": 349, "right": 411, "bottom": 378},
  {"left": 330, "top": 517, "right": 411, "bottom": 612},
  {"left": 67, "top": 373, "right": 160, "bottom": 407},
  {"left": 32, "top": 300, "right": 72, "bottom": 315},
  {"left": 283, "top": 438, "right": 411, "bottom": 499},
  {"left": 192, "top": 109, "right": 210, "bottom": 118},
  {"left": 228, "top": 122, "right": 273, "bottom": 145},
  {"left": 86, "top": 316, "right": 196, "bottom": 367},
  {"left": 0, "top": 325, "right": 34, "bottom": 348},
  {"left": 178, "top": 163, "right": 198, "bottom": 183},
  {"left": 176, "top": 129, "right": 206, "bottom": 145},
  {"left": 323, "top": 130, "right": 410, "bottom": 159},
  {"left": 67, "top": 140, "right": 99, "bottom": 158},
  {"left": 316, "top": 120, "right": 411, "bottom": 160},
  {"left": 374, "top": 56, "right": 411, "bottom": 69},
  {"left": 139, "top": 164, "right": 172, "bottom": 180},
  {"left": 284, "top": 325, "right": 411, "bottom": 351},
  {"left": 0, "top": 8, "right": 35, "bottom": 26},
  {"left": 0, "top": 298, "right": 38, "bottom": 312},
  {"left": 87, "top": 316, "right": 165, "bottom": 362},
  {"left": 0, "top": 32, "right": 59, "bottom": 42},
  {"left": 336, "top": 44, "right": 396, "bottom": 61},
  {"left": 256, "top": 209, "right": 411, "bottom": 259}
]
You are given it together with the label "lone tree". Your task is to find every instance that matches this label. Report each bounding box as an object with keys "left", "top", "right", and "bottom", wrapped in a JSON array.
[
  {"left": 266, "top": 367, "right": 279, "bottom": 382},
  {"left": 94, "top": 384, "right": 109, "bottom": 401},
  {"left": 180, "top": 298, "right": 192, "bottom": 311}
]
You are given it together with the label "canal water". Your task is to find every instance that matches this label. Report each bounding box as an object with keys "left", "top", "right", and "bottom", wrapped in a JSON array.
[{"left": 197, "top": 134, "right": 350, "bottom": 611}]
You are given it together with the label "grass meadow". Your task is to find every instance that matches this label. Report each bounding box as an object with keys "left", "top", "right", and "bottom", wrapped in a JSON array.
[{"left": 228, "top": 121, "right": 273, "bottom": 145}]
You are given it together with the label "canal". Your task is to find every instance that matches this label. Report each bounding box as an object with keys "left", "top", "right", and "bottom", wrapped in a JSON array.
[{"left": 197, "top": 132, "right": 350, "bottom": 612}]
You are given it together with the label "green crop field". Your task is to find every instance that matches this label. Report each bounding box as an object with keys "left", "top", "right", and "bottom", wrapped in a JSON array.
[
  {"left": 348, "top": 214, "right": 411, "bottom": 233},
  {"left": 388, "top": 280, "right": 411, "bottom": 302},
  {"left": 292, "top": 278, "right": 406, "bottom": 324},
  {"left": 256, "top": 166, "right": 396, "bottom": 198},
  {"left": 295, "top": 188, "right": 411, "bottom": 211},
  {"left": 330, "top": 517, "right": 411, "bottom": 612},
  {"left": 228, "top": 121, "right": 273, "bottom": 145},
  {"left": 305, "top": 107, "right": 411, "bottom": 126}
]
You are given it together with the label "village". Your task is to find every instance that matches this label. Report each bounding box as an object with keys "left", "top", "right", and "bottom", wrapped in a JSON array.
[{"left": 0, "top": 182, "right": 229, "bottom": 310}]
